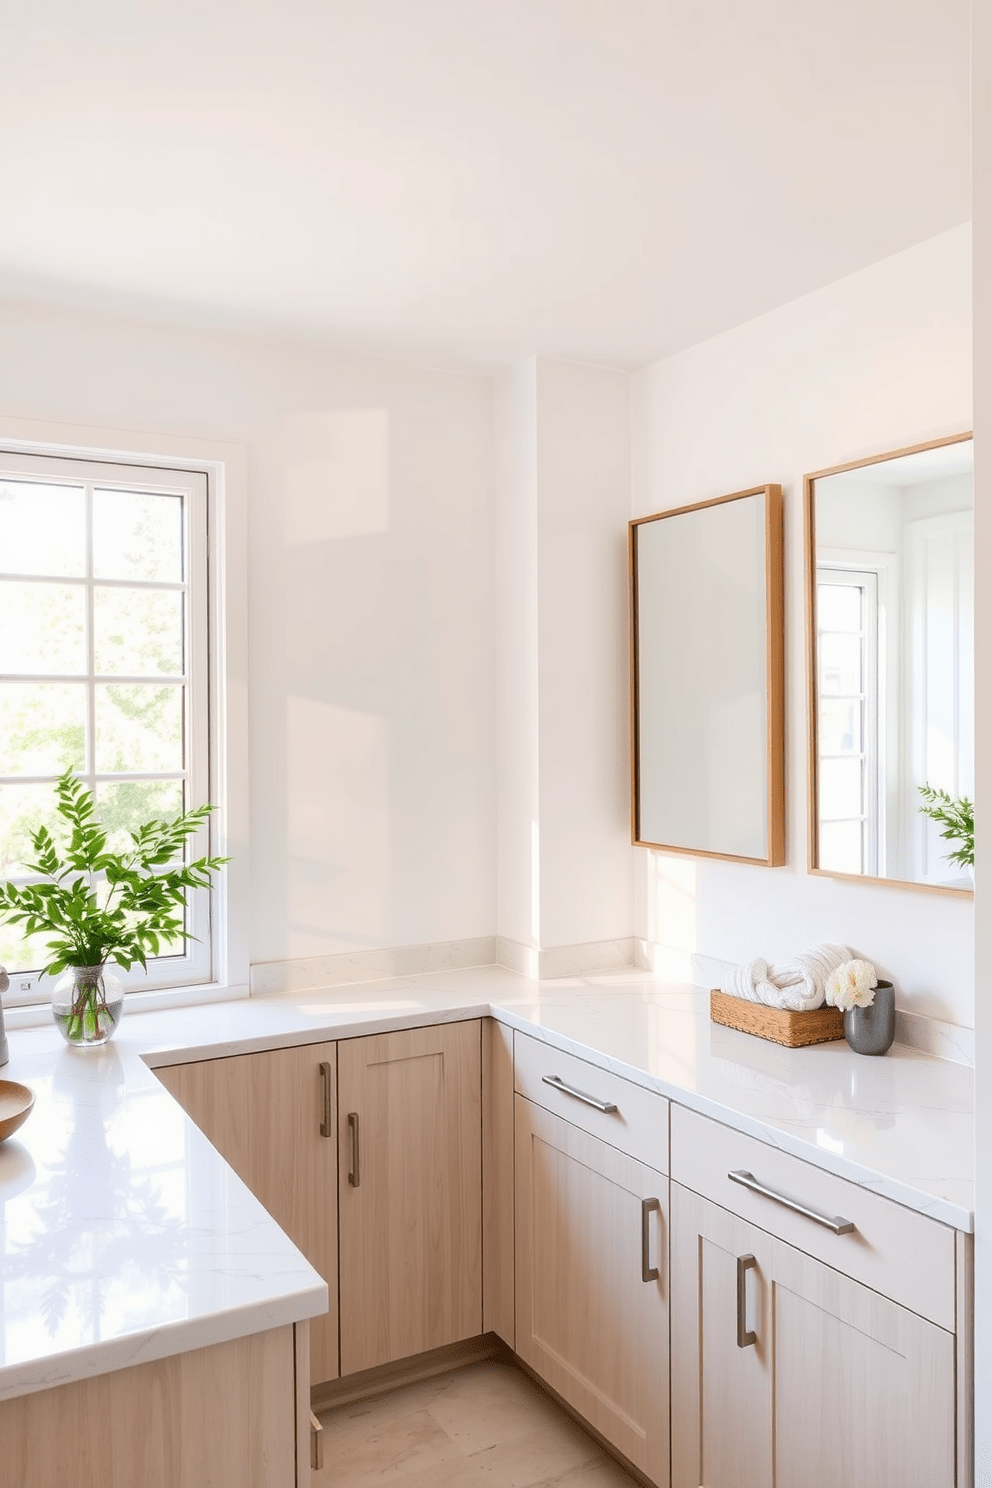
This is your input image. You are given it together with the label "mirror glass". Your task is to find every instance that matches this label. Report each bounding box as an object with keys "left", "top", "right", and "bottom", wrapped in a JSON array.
[
  {"left": 631, "top": 486, "right": 784, "bottom": 865},
  {"left": 808, "top": 435, "right": 973, "bottom": 892}
]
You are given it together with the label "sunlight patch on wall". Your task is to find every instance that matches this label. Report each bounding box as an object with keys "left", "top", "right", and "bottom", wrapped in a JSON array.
[
  {"left": 284, "top": 409, "right": 389, "bottom": 543},
  {"left": 644, "top": 850, "right": 697, "bottom": 980},
  {"left": 286, "top": 695, "right": 390, "bottom": 958}
]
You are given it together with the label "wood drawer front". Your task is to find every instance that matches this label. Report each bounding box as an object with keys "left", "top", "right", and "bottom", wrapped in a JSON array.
[
  {"left": 514, "top": 1030, "right": 669, "bottom": 1173},
  {"left": 670, "top": 1104, "right": 955, "bottom": 1330}
]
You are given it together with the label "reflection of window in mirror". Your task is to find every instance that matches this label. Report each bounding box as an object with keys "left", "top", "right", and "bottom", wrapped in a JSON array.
[
  {"left": 807, "top": 433, "right": 973, "bottom": 895},
  {"left": 817, "top": 569, "right": 880, "bottom": 877}
]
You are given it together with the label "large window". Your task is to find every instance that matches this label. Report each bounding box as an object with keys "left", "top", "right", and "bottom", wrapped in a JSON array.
[{"left": 0, "top": 451, "right": 212, "bottom": 1001}]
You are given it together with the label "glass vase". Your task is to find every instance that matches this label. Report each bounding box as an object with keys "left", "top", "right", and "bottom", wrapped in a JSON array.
[{"left": 52, "top": 965, "right": 124, "bottom": 1047}]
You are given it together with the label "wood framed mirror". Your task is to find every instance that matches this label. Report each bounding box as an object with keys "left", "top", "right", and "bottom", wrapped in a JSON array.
[
  {"left": 805, "top": 432, "right": 973, "bottom": 895},
  {"left": 629, "top": 485, "right": 784, "bottom": 865}
]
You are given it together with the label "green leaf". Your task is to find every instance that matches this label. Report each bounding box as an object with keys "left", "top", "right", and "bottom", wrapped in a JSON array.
[{"left": 0, "top": 773, "right": 228, "bottom": 968}]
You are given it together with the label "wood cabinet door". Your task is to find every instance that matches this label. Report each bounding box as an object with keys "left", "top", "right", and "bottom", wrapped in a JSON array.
[
  {"left": 242, "top": 1043, "right": 340, "bottom": 1386},
  {"left": 1, "top": 1326, "right": 300, "bottom": 1488},
  {"left": 514, "top": 1096, "right": 670, "bottom": 1486},
  {"left": 156, "top": 1043, "right": 340, "bottom": 1386},
  {"left": 671, "top": 1182, "right": 956, "bottom": 1488},
  {"left": 156, "top": 1054, "right": 254, "bottom": 1183},
  {"left": 337, "top": 1020, "right": 483, "bottom": 1375},
  {"left": 670, "top": 1182, "right": 773, "bottom": 1488}
]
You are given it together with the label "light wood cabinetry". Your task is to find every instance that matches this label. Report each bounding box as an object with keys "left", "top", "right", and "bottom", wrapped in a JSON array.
[
  {"left": 670, "top": 1103, "right": 955, "bottom": 1329},
  {"left": 670, "top": 1181, "right": 956, "bottom": 1488},
  {"left": 156, "top": 1051, "right": 254, "bottom": 1180},
  {"left": 153, "top": 1020, "right": 971, "bottom": 1484},
  {"left": 514, "top": 1029, "right": 669, "bottom": 1171},
  {"left": 1, "top": 1324, "right": 306, "bottom": 1488},
  {"left": 157, "top": 1040, "right": 340, "bottom": 1384},
  {"left": 483, "top": 1018, "right": 515, "bottom": 1346},
  {"left": 514, "top": 1096, "right": 670, "bottom": 1486},
  {"left": 337, "top": 1019, "right": 483, "bottom": 1375}
]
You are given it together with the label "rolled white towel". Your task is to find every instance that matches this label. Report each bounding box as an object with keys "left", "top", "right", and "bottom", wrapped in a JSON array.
[{"left": 720, "top": 943, "right": 851, "bottom": 1012}]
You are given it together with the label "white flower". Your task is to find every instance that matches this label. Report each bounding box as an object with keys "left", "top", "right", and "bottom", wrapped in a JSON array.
[{"left": 825, "top": 958, "right": 878, "bottom": 1011}]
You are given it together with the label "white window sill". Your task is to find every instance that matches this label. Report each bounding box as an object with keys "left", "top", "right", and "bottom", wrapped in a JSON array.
[{"left": 2, "top": 980, "right": 249, "bottom": 1031}]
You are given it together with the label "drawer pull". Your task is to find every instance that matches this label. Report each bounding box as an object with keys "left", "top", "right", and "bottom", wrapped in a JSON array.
[
  {"left": 310, "top": 1409, "right": 324, "bottom": 1470},
  {"left": 541, "top": 1074, "right": 618, "bottom": 1114},
  {"left": 728, "top": 1169, "right": 856, "bottom": 1236},
  {"left": 641, "top": 1196, "right": 661, "bottom": 1282},
  {"left": 319, "top": 1061, "right": 333, "bottom": 1138},
  {"left": 348, "top": 1111, "right": 361, "bottom": 1187},
  {"left": 736, "top": 1253, "right": 757, "bottom": 1348}
]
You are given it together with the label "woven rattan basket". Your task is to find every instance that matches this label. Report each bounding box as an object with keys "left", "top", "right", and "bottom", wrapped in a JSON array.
[{"left": 710, "top": 989, "right": 845, "bottom": 1048}]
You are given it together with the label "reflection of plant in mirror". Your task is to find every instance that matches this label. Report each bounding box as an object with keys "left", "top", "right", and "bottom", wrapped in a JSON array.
[{"left": 918, "top": 785, "right": 974, "bottom": 869}]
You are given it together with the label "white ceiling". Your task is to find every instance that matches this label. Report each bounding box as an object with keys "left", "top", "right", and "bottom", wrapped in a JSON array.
[{"left": 0, "top": 0, "right": 971, "bottom": 367}]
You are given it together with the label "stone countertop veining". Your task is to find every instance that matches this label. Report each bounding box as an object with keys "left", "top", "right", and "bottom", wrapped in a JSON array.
[{"left": 0, "top": 963, "right": 974, "bottom": 1402}]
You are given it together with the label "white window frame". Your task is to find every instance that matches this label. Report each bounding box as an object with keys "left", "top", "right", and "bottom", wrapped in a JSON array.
[
  {"left": 816, "top": 563, "right": 882, "bottom": 876},
  {"left": 0, "top": 417, "right": 248, "bottom": 1026}
]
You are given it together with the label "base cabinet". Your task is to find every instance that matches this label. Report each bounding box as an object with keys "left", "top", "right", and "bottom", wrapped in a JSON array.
[
  {"left": 0, "top": 1324, "right": 306, "bottom": 1488},
  {"left": 670, "top": 1182, "right": 956, "bottom": 1488},
  {"left": 337, "top": 1019, "right": 483, "bottom": 1375},
  {"left": 153, "top": 1021, "right": 970, "bottom": 1485},
  {"left": 514, "top": 1096, "right": 670, "bottom": 1486},
  {"left": 156, "top": 1042, "right": 340, "bottom": 1385}
]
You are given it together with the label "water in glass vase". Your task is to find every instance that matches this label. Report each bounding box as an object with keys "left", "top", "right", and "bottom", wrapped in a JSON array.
[{"left": 52, "top": 965, "right": 124, "bottom": 1047}]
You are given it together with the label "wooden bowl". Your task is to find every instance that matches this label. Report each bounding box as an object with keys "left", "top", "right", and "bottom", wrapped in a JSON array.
[{"left": 0, "top": 1080, "right": 35, "bottom": 1144}]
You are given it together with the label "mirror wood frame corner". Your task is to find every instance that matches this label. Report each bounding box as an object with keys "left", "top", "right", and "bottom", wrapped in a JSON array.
[
  {"left": 804, "top": 431, "right": 973, "bottom": 898},
  {"left": 629, "top": 483, "right": 785, "bottom": 867}
]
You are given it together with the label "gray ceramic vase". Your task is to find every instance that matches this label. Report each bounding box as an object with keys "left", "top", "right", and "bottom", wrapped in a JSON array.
[{"left": 844, "top": 980, "right": 895, "bottom": 1056}]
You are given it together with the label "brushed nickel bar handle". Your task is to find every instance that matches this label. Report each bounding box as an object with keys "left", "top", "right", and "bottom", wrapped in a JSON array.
[
  {"left": 729, "top": 1169, "right": 856, "bottom": 1235},
  {"left": 348, "top": 1111, "right": 361, "bottom": 1187},
  {"left": 310, "top": 1410, "right": 324, "bottom": 1470},
  {"left": 318, "top": 1061, "right": 333, "bottom": 1138},
  {"left": 641, "top": 1197, "right": 661, "bottom": 1282},
  {"left": 542, "top": 1074, "right": 618, "bottom": 1114},
  {"left": 737, "top": 1253, "right": 757, "bottom": 1348}
]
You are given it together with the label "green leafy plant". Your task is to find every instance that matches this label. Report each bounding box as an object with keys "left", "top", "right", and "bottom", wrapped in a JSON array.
[
  {"left": 0, "top": 769, "right": 228, "bottom": 976},
  {"left": 918, "top": 784, "right": 974, "bottom": 870}
]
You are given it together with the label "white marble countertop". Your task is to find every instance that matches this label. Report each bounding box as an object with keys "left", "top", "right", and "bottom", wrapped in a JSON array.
[
  {"left": 0, "top": 1025, "right": 328, "bottom": 1402},
  {"left": 0, "top": 963, "right": 974, "bottom": 1401}
]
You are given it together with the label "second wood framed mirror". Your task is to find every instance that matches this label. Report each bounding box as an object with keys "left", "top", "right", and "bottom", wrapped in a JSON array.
[
  {"left": 630, "top": 484, "right": 784, "bottom": 866},
  {"left": 805, "top": 432, "right": 973, "bottom": 896}
]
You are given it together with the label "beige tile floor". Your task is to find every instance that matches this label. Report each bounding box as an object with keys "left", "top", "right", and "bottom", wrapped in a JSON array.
[{"left": 316, "top": 1359, "right": 640, "bottom": 1488}]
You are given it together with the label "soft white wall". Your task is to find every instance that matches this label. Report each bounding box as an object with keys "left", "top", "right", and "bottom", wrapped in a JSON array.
[
  {"left": 495, "top": 360, "right": 539, "bottom": 948},
  {"left": 816, "top": 477, "right": 901, "bottom": 550},
  {"left": 495, "top": 357, "right": 633, "bottom": 954},
  {"left": 0, "top": 296, "right": 496, "bottom": 965},
  {"left": 632, "top": 225, "right": 974, "bottom": 1027},
  {"left": 535, "top": 359, "right": 633, "bottom": 949}
]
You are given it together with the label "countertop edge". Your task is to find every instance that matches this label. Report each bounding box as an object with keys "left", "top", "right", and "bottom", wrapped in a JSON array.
[
  {"left": 138, "top": 991, "right": 975, "bottom": 1234},
  {"left": 489, "top": 1009, "right": 975, "bottom": 1233},
  {"left": 0, "top": 1279, "right": 328, "bottom": 1404},
  {"left": 0, "top": 979, "right": 972, "bottom": 1405}
]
